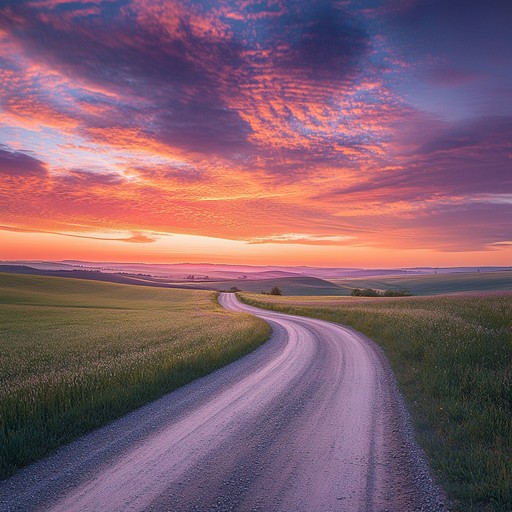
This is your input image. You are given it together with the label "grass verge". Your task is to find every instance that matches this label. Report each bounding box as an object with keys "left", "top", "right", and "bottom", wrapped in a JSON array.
[
  {"left": 239, "top": 292, "right": 512, "bottom": 512},
  {"left": 0, "top": 274, "right": 270, "bottom": 479}
]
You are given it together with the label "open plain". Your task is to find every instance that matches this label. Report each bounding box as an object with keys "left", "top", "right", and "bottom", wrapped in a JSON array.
[{"left": 0, "top": 292, "right": 445, "bottom": 512}]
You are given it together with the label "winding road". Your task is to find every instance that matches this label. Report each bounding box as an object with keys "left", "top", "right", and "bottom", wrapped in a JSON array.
[{"left": 0, "top": 293, "right": 444, "bottom": 512}]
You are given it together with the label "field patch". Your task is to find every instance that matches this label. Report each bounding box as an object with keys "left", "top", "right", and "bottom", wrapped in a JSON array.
[
  {"left": 0, "top": 274, "right": 269, "bottom": 478},
  {"left": 329, "top": 270, "right": 512, "bottom": 296},
  {"left": 240, "top": 292, "right": 512, "bottom": 512}
]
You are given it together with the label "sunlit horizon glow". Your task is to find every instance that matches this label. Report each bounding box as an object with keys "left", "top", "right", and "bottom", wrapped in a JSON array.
[{"left": 1, "top": 0, "right": 511, "bottom": 266}]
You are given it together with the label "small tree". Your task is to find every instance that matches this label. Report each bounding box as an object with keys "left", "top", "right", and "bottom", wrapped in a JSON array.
[
  {"left": 362, "top": 288, "right": 379, "bottom": 297},
  {"left": 383, "top": 289, "right": 412, "bottom": 297},
  {"left": 270, "top": 286, "right": 283, "bottom": 296},
  {"left": 351, "top": 288, "right": 380, "bottom": 297}
]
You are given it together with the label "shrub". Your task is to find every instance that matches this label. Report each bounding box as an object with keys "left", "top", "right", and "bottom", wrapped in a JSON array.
[
  {"left": 383, "top": 289, "right": 412, "bottom": 297},
  {"left": 352, "top": 288, "right": 412, "bottom": 297},
  {"left": 351, "top": 288, "right": 379, "bottom": 297}
]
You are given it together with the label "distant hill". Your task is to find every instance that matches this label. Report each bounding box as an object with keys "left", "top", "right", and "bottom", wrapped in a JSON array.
[
  {"left": 3, "top": 260, "right": 510, "bottom": 280},
  {"left": 209, "top": 276, "right": 345, "bottom": 296},
  {"left": 248, "top": 270, "right": 304, "bottom": 279},
  {"left": 0, "top": 261, "right": 80, "bottom": 271},
  {"left": 0, "top": 265, "right": 47, "bottom": 274},
  {"left": 0, "top": 266, "right": 210, "bottom": 290},
  {"left": 2, "top": 265, "right": 510, "bottom": 296}
]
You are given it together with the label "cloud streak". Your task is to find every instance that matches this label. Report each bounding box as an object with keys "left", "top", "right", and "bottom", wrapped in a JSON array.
[{"left": 0, "top": 225, "right": 157, "bottom": 243}]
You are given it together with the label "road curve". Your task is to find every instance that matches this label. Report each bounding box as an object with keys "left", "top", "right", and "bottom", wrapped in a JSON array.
[{"left": 0, "top": 293, "right": 444, "bottom": 512}]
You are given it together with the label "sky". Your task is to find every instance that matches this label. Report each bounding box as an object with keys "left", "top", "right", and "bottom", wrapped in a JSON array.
[{"left": 0, "top": 0, "right": 511, "bottom": 266}]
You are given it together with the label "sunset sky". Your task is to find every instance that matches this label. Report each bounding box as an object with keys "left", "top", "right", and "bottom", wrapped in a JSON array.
[{"left": 1, "top": 0, "right": 511, "bottom": 266}]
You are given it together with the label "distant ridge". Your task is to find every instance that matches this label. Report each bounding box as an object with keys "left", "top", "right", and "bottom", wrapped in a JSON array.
[
  {"left": 0, "top": 265, "right": 210, "bottom": 290},
  {"left": 1, "top": 264, "right": 510, "bottom": 296},
  {"left": 0, "top": 265, "right": 47, "bottom": 274},
  {"left": 2, "top": 260, "right": 510, "bottom": 278}
]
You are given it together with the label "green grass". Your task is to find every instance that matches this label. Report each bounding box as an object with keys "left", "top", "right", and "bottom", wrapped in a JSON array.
[
  {"left": 329, "top": 270, "right": 512, "bottom": 296},
  {"left": 239, "top": 292, "right": 512, "bottom": 512},
  {"left": 0, "top": 274, "right": 270, "bottom": 479}
]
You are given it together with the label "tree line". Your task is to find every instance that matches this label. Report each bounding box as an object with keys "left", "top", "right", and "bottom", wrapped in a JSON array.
[{"left": 351, "top": 288, "right": 412, "bottom": 297}]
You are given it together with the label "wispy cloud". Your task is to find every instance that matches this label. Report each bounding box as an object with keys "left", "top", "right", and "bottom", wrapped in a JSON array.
[
  {"left": 0, "top": 225, "right": 157, "bottom": 243},
  {"left": 248, "top": 233, "right": 355, "bottom": 245}
]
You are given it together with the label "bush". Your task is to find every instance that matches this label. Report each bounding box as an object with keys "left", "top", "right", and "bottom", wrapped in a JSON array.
[
  {"left": 351, "top": 288, "right": 379, "bottom": 297},
  {"left": 383, "top": 289, "right": 412, "bottom": 297},
  {"left": 362, "top": 288, "right": 380, "bottom": 297},
  {"left": 351, "top": 288, "right": 411, "bottom": 297}
]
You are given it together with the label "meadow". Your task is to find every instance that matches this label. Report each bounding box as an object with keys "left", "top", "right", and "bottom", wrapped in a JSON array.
[
  {"left": 0, "top": 274, "right": 270, "bottom": 479},
  {"left": 240, "top": 292, "right": 512, "bottom": 512}
]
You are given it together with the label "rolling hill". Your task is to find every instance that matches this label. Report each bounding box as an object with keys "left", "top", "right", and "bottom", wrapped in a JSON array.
[{"left": 208, "top": 276, "right": 346, "bottom": 295}]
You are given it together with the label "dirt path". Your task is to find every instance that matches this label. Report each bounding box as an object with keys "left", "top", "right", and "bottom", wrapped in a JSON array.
[{"left": 0, "top": 293, "right": 445, "bottom": 511}]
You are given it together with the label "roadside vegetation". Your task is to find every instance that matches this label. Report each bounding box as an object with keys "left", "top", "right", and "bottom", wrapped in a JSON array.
[
  {"left": 239, "top": 292, "right": 512, "bottom": 512},
  {"left": 0, "top": 274, "right": 270, "bottom": 479}
]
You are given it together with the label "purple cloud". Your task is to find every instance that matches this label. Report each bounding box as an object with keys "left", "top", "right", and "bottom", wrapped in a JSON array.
[{"left": 0, "top": 147, "right": 47, "bottom": 177}]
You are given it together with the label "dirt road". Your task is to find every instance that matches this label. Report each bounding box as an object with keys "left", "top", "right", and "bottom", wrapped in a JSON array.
[{"left": 0, "top": 293, "right": 445, "bottom": 511}]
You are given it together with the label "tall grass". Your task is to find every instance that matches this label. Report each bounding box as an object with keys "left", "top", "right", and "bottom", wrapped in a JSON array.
[
  {"left": 0, "top": 274, "right": 270, "bottom": 479},
  {"left": 239, "top": 292, "right": 512, "bottom": 512}
]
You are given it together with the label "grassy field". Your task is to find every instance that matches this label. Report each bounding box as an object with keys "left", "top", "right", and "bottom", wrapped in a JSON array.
[
  {"left": 0, "top": 274, "right": 270, "bottom": 479},
  {"left": 239, "top": 292, "right": 512, "bottom": 512},
  {"left": 329, "top": 270, "right": 512, "bottom": 296}
]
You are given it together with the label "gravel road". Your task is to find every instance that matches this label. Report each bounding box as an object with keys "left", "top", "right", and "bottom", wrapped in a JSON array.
[{"left": 0, "top": 293, "right": 446, "bottom": 511}]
